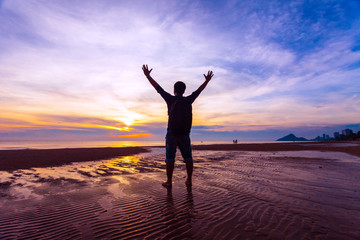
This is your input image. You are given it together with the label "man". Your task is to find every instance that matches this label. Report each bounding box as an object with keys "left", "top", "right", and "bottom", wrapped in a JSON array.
[{"left": 142, "top": 64, "right": 214, "bottom": 188}]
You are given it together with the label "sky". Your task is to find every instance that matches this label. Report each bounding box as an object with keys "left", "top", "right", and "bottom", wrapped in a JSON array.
[{"left": 0, "top": 0, "right": 360, "bottom": 142}]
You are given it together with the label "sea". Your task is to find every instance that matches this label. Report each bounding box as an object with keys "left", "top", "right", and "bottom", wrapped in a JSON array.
[{"left": 0, "top": 140, "right": 278, "bottom": 150}]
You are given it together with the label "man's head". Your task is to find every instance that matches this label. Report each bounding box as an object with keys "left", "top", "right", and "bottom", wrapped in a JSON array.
[{"left": 174, "top": 81, "right": 186, "bottom": 96}]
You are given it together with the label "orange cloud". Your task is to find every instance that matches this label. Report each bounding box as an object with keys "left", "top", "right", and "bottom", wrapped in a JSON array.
[{"left": 112, "top": 133, "right": 152, "bottom": 138}]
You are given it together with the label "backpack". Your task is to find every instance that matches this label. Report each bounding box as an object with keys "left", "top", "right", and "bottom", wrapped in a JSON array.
[{"left": 168, "top": 97, "right": 192, "bottom": 135}]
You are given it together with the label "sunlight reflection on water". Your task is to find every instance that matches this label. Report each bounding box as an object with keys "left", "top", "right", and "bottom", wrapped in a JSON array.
[{"left": 0, "top": 154, "right": 153, "bottom": 204}]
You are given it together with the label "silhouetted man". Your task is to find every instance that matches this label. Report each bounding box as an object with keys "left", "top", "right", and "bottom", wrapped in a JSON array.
[{"left": 142, "top": 64, "right": 213, "bottom": 188}]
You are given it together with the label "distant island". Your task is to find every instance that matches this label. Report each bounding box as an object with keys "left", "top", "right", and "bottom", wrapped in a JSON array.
[
  {"left": 277, "top": 128, "right": 360, "bottom": 142},
  {"left": 276, "top": 134, "right": 308, "bottom": 141}
]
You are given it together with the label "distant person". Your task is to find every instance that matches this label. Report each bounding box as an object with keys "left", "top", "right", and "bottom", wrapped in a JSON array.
[{"left": 142, "top": 64, "right": 214, "bottom": 188}]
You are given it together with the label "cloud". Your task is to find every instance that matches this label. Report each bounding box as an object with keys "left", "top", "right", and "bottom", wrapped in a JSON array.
[{"left": 0, "top": 0, "right": 360, "bottom": 141}]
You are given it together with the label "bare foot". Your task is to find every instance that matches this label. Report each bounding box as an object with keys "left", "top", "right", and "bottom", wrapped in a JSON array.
[
  {"left": 162, "top": 181, "right": 172, "bottom": 188},
  {"left": 185, "top": 179, "right": 192, "bottom": 188}
]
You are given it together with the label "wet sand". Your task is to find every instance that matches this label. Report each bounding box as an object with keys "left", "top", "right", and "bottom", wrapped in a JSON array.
[
  {"left": 0, "top": 143, "right": 360, "bottom": 239},
  {"left": 192, "top": 141, "right": 360, "bottom": 157}
]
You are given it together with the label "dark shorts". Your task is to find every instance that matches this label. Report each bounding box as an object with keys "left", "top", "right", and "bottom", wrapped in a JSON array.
[{"left": 165, "top": 130, "right": 193, "bottom": 163}]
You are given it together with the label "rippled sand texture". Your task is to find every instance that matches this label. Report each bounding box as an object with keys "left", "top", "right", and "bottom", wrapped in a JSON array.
[{"left": 0, "top": 149, "right": 360, "bottom": 239}]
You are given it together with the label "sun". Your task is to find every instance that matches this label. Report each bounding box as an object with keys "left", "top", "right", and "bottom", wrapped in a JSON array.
[
  {"left": 115, "top": 111, "right": 144, "bottom": 126},
  {"left": 120, "top": 117, "right": 135, "bottom": 126}
]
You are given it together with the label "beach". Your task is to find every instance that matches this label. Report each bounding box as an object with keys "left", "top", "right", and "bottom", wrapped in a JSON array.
[{"left": 0, "top": 142, "right": 359, "bottom": 239}]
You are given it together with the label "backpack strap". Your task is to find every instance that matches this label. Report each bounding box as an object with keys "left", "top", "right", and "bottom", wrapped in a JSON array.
[{"left": 169, "top": 100, "right": 178, "bottom": 115}]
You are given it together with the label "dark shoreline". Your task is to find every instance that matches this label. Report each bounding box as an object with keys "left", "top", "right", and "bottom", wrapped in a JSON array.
[
  {"left": 0, "top": 147, "right": 149, "bottom": 171},
  {"left": 0, "top": 142, "right": 359, "bottom": 171}
]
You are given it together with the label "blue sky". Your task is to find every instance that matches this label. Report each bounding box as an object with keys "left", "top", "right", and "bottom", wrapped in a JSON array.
[{"left": 0, "top": 0, "right": 359, "bottom": 142}]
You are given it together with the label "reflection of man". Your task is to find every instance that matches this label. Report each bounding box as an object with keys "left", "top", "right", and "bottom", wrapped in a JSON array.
[{"left": 142, "top": 64, "right": 214, "bottom": 188}]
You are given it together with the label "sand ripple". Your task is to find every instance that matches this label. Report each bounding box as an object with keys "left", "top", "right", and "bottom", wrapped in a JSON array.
[{"left": 0, "top": 150, "right": 360, "bottom": 239}]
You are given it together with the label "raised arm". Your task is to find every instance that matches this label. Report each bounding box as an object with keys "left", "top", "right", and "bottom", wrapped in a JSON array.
[
  {"left": 197, "top": 70, "right": 214, "bottom": 92},
  {"left": 142, "top": 64, "right": 159, "bottom": 88}
]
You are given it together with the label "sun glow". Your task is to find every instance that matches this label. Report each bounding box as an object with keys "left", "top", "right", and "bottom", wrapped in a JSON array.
[
  {"left": 114, "top": 111, "right": 145, "bottom": 127},
  {"left": 119, "top": 118, "right": 135, "bottom": 126}
]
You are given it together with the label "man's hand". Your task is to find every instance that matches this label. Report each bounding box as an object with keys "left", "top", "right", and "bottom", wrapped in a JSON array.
[
  {"left": 142, "top": 64, "right": 153, "bottom": 77},
  {"left": 198, "top": 70, "right": 214, "bottom": 92},
  {"left": 142, "top": 64, "right": 159, "bottom": 88},
  {"left": 203, "top": 70, "right": 214, "bottom": 82}
]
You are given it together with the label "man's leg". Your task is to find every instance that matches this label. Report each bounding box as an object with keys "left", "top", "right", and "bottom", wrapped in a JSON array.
[
  {"left": 164, "top": 132, "right": 176, "bottom": 188},
  {"left": 163, "top": 161, "right": 174, "bottom": 188},
  {"left": 178, "top": 135, "right": 193, "bottom": 187},
  {"left": 185, "top": 161, "right": 193, "bottom": 187}
]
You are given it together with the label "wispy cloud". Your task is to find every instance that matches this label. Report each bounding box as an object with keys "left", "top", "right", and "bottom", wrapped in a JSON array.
[{"left": 0, "top": 0, "right": 359, "bottom": 141}]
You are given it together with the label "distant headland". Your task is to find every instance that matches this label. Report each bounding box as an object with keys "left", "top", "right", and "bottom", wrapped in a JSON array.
[
  {"left": 276, "top": 134, "right": 308, "bottom": 141},
  {"left": 277, "top": 128, "right": 360, "bottom": 141}
]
